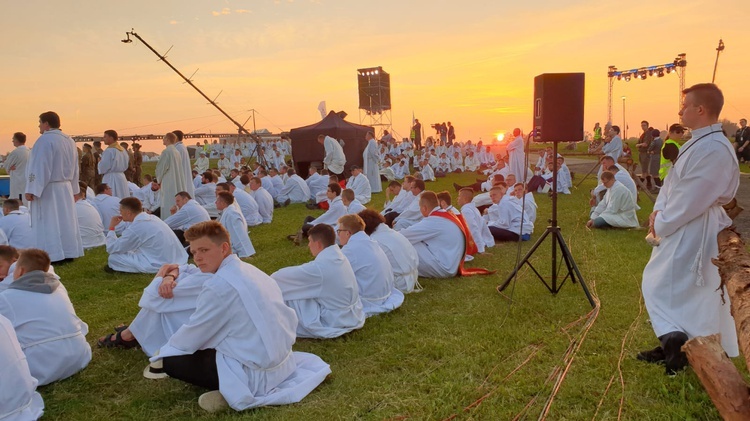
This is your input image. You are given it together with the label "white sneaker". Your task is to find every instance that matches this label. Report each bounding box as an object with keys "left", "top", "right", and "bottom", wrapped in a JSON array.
[
  {"left": 142, "top": 360, "right": 169, "bottom": 380},
  {"left": 198, "top": 391, "right": 229, "bottom": 413}
]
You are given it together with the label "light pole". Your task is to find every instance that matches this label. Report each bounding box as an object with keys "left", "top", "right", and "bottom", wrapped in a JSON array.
[{"left": 621, "top": 96, "right": 627, "bottom": 139}]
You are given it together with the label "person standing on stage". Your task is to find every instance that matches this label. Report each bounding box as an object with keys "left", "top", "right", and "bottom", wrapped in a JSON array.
[{"left": 24, "top": 111, "right": 84, "bottom": 263}]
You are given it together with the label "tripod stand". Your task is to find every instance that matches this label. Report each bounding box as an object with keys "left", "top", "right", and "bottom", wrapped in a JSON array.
[{"left": 496, "top": 140, "right": 595, "bottom": 308}]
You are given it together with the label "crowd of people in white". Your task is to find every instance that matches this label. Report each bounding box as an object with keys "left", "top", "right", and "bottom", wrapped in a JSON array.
[{"left": 1, "top": 103, "right": 693, "bottom": 418}]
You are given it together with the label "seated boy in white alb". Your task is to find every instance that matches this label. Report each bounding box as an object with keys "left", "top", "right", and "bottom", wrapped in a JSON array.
[
  {"left": 148, "top": 221, "right": 331, "bottom": 412},
  {"left": 0, "top": 313, "right": 45, "bottom": 421},
  {"left": 216, "top": 192, "right": 256, "bottom": 258},
  {"left": 0, "top": 248, "right": 91, "bottom": 386},
  {"left": 336, "top": 214, "right": 404, "bottom": 317},
  {"left": 271, "top": 224, "right": 365, "bottom": 338}
]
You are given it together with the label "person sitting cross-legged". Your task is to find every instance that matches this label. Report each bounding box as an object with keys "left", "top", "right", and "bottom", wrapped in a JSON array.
[
  {"left": 106, "top": 197, "right": 188, "bottom": 273},
  {"left": 271, "top": 224, "right": 366, "bottom": 338},
  {"left": 336, "top": 214, "right": 404, "bottom": 317},
  {"left": 288, "top": 183, "right": 345, "bottom": 245},
  {"left": 0, "top": 248, "right": 91, "bottom": 386},
  {"left": 147, "top": 221, "right": 331, "bottom": 412}
]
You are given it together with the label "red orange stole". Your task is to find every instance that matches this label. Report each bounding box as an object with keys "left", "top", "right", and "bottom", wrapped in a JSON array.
[{"left": 429, "top": 210, "right": 494, "bottom": 276}]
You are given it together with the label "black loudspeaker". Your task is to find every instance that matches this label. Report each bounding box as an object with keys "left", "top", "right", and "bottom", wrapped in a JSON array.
[
  {"left": 357, "top": 67, "right": 391, "bottom": 113},
  {"left": 533, "top": 73, "right": 585, "bottom": 142}
]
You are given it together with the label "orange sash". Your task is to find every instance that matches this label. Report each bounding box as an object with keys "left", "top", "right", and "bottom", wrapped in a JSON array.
[{"left": 430, "top": 210, "right": 495, "bottom": 276}]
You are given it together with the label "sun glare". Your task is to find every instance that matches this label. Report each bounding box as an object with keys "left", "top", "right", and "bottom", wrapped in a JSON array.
[{"left": 495, "top": 133, "right": 505, "bottom": 142}]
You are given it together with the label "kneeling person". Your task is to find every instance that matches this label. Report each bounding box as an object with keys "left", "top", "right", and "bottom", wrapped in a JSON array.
[{"left": 271, "top": 224, "right": 365, "bottom": 338}]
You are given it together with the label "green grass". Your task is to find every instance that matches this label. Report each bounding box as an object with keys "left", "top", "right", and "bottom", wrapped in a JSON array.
[{"left": 33, "top": 162, "right": 735, "bottom": 420}]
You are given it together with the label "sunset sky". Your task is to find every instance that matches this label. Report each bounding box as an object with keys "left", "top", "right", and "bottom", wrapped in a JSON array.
[{"left": 1, "top": 0, "right": 748, "bottom": 153}]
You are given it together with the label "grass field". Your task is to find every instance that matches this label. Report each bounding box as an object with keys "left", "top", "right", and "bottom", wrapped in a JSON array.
[{"left": 28, "top": 158, "right": 739, "bottom": 420}]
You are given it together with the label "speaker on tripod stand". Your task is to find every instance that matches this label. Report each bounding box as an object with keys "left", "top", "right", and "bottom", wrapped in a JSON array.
[{"left": 497, "top": 73, "right": 595, "bottom": 307}]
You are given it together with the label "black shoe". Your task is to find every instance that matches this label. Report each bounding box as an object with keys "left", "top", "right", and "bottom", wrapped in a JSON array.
[
  {"left": 306, "top": 202, "right": 318, "bottom": 210},
  {"left": 453, "top": 183, "right": 462, "bottom": 192},
  {"left": 274, "top": 202, "right": 281, "bottom": 208},
  {"left": 283, "top": 198, "right": 291, "bottom": 207},
  {"left": 103, "top": 265, "right": 116, "bottom": 274},
  {"left": 52, "top": 258, "right": 75, "bottom": 266},
  {"left": 661, "top": 331, "right": 689, "bottom": 375},
  {"left": 636, "top": 346, "right": 665, "bottom": 364}
]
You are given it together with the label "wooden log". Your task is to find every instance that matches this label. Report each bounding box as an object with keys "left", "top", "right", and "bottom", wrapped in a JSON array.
[
  {"left": 713, "top": 228, "right": 750, "bottom": 372},
  {"left": 683, "top": 335, "right": 750, "bottom": 421}
]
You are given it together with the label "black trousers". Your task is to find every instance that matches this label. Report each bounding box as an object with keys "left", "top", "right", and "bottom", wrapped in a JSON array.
[
  {"left": 526, "top": 175, "right": 547, "bottom": 193},
  {"left": 163, "top": 349, "right": 219, "bottom": 390},
  {"left": 301, "top": 215, "right": 316, "bottom": 236},
  {"left": 150, "top": 208, "right": 161, "bottom": 218},
  {"left": 173, "top": 229, "right": 188, "bottom": 248},
  {"left": 384, "top": 211, "right": 399, "bottom": 227},
  {"left": 489, "top": 226, "right": 520, "bottom": 242}
]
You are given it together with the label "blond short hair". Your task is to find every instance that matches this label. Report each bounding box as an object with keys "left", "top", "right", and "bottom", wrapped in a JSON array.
[
  {"left": 185, "top": 221, "right": 230, "bottom": 246},
  {"left": 337, "top": 214, "right": 365, "bottom": 234}
]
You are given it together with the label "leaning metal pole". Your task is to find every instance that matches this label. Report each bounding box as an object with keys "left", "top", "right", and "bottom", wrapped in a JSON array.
[{"left": 122, "top": 29, "right": 268, "bottom": 167}]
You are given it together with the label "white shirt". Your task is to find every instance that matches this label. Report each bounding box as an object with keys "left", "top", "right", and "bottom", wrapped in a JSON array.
[
  {"left": 347, "top": 173, "right": 372, "bottom": 204},
  {"left": 0, "top": 313, "right": 44, "bottom": 421},
  {"left": 164, "top": 199, "right": 211, "bottom": 231},
  {"left": 311, "top": 196, "right": 346, "bottom": 227},
  {"left": 219, "top": 205, "right": 256, "bottom": 258},
  {"left": 393, "top": 192, "right": 423, "bottom": 230},
  {"left": 370, "top": 224, "right": 420, "bottom": 293},
  {"left": 106, "top": 212, "right": 189, "bottom": 273},
  {"left": 250, "top": 187, "right": 274, "bottom": 224},
  {"left": 153, "top": 255, "right": 329, "bottom": 410},
  {"left": 340, "top": 231, "right": 403, "bottom": 317},
  {"left": 271, "top": 245, "right": 365, "bottom": 338},
  {"left": 92, "top": 194, "right": 121, "bottom": 234},
  {"left": 0, "top": 281, "right": 91, "bottom": 386},
  {"left": 75, "top": 200, "right": 106, "bottom": 249},
  {"left": 399, "top": 209, "right": 464, "bottom": 278},
  {"left": 233, "top": 189, "right": 262, "bottom": 226},
  {"left": 0, "top": 211, "right": 34, "bottom": 249},
  {"left": 346, "top": 199, "right": 366, "bottom": 215},
  {"left": 323, "top": 136, "right": 346, "bottom": 174}
]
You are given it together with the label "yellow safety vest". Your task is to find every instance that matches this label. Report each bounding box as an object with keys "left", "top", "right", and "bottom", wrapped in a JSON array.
[{"left": 659, "top": 139, "right": 680, "bottom": 180}]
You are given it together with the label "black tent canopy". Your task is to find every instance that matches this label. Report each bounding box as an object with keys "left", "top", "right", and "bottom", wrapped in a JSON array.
[{"left": 289, "top": 111, "right": 373, "bottom": 179}]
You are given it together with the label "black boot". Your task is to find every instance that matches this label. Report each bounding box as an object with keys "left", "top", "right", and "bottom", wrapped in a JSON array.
[
  {"left": 636, "top": 345, "right": 665, "bottom": 364},
  {"left": 660, "top": 331, "right": 689, "bottom": 375}
]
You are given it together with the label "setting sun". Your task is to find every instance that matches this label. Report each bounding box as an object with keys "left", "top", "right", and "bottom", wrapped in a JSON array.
[{"left": 496, "top": 133, "right": 505, "bottom": 142}]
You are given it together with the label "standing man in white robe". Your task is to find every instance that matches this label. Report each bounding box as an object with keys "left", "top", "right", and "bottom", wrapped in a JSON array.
[
  {"left": 506, "top": 128, "right": 527, "bottom": 182},
  {"left": 587, "top": 172, "right": 639, "bottom": 229},
  {"left": 24, "top": 111, "right": 84, "bottom": 263},
  {"left": 271, "top": 224, "right": 366, "bottom": 338},
  {"left": 4, "top": 132, "right": 30, "bottom": 203},
  {"left": 98, "top": 130, "right": 130, "bottom": 199},
  {"left": 150, "top": 221, "right": 331, "bottom": 412},
  {"left": 347, "top": 165, "right": 372, "bottom": 204},
  {"left": 0, "top": 248, "right": 91, "bottom": 386},
  {"left": 359, "top": 209, "right": 420, "bottom": 294},
  {"left": 216, "top": 192, "right": 255, "bottom": 258},
  {"left": 400, "top": 191, "right": 464, "bottom": 278},
  {"left": 337, "top": 214, "right": 404, "bottom": 317},
  {"left": 156, "top": 133, "right": 189, "bottom": 222},
  {"left": 319, "top": 134, "right": 346, "bottom": 177},
  {"left": 106, "top": 197, "right": 189, "bottom": 273},
  {"left": 639, "top": 83, "right": 740, "bottom": 375},
  {"left": 363, "top": 131, "right": 382, "bottom": 193},
  {"left": 0, "top": 313, "right": 45, "bottom": 421},
  {"left": 172, "top": 130, "right": 195, "bottom": 197}
]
